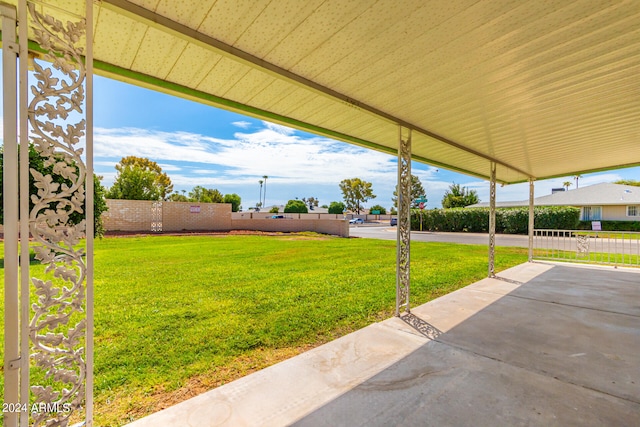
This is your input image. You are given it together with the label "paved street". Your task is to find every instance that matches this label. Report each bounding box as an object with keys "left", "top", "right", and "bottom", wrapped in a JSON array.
[
  {"left": 349, "top": 224, "right": 640, "bottom": 260},
  {"left": 349, "top": 224, "right": 530, "bottom": 247}
]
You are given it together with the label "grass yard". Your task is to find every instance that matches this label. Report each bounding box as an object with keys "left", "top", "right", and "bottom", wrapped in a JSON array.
[
  {"left": 533, "top": 248, "right": 640, "bottom": 266},
  {"left": 575, "top": 231, "right": 640, "bottom": 240},
  {"left": 0, "top": 233, "right": 528, "bottom": 426}
]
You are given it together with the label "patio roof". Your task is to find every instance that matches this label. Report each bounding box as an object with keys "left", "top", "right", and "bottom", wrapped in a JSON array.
[{"left": 6, "top": 0, "right": 640, "bottom": 183}]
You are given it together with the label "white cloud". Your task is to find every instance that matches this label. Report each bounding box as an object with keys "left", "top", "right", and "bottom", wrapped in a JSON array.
[
  {"left": 94, "top": 160, "right": 117, "bottom": 167},
  {"left": 157, "top": 163, "right": 182, "bottom": 172},
  {"left": 232, "top": 121, "right": 252, "bottom": 129},
  {"left": 93, "top": 122, "right": 407, "bottom": 206},
  {"left": 94, "top": 123, "right": 399, "bottom": 187}
]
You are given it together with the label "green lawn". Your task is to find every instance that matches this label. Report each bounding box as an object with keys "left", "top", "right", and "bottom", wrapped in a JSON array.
[
  {"left": 534, "top": 248, "right": 640, "bottom": 266},
  {"left": 575, "top": 231, "right": 640, "bottom": 240},
  {"left": 1, "top": 234, "right": 527, "bottom": 426}
]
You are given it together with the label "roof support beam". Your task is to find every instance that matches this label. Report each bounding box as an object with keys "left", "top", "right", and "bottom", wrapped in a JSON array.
[{"left": 100, "top": 0, "right": 531, "bottom": 179}]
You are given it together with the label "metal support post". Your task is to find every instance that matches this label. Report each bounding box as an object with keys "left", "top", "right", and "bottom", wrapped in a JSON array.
[
  {"left": 488, "top": 162, "right": 496, "bottom": 277},
  {"left": 86, "top": 0, "right": 95, "bottom": 422},
  {"left": 19, "top": 2, "right": 30, "bottom": 425},
  {"left": 528, "top": 178, "right": 535, "bottom": 262},
  {"left": 1, "top": 3, "right": 20, "bottom": 426},
  {"left": 396, "top": 126, "right": 412, "bottom": 315}
]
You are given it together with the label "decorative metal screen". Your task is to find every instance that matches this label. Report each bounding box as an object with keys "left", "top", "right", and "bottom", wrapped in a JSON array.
[
  {"left": 576, "top": 235, "right": 590, "bottom": 257},
  {"left": 396, "top": 127, "right": 411, "bottom": 315},
  {"left": 488, "top": 162, "right": 496, "bottom": 277},
  {"left": 151, "top": 201, "right": 163, "bottom": 232},
  {"left": 19, "top": 0, "right": 93, "bottom": 426}
]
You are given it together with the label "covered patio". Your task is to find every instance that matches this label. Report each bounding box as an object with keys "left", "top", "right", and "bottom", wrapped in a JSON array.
[
  {"left": 1, "top": 1, "right": 639, "bottom": 426},
  {"left": 126, "top": 262, "right": 640, "bottom": 426}
]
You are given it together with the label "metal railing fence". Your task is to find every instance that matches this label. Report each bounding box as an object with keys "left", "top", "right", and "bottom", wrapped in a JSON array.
[{"left": 533, "top": 229, "right": 640, "bottom": 267}]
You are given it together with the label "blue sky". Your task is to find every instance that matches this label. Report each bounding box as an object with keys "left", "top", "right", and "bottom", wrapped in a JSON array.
[{"left": 3, "top": 68, "right": 639, "bottom": 210}]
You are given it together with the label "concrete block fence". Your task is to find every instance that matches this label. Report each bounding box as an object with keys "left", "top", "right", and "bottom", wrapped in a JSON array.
[
  {"left": 0, "top": 201, "right": 371, "bottom": 237},
  {"left": 103, "top": 199, "right": 232, "bottom": 232},
  {"left": 102, "top": 200, "right": 349, "bottom": 237}
]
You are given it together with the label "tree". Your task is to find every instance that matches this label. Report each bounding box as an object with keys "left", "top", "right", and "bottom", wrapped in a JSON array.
[
  {"left": 107, "top": 156, "right": 173, "bottom": 200},
  {"left": 339, "top": 178, "right": 376, "bottom": 214},
  {"left": 574, "top": 174, "right": 582, "bottom": 189},
  {"left": 106, "top": 166, "right": 159, "bottom": 200},
  {"left": 262, "top": 175, "right": 269, "bottom": 207},
  {"left": 0, "top": 144, "right": 108, "bottom": 237},
  {"left": 169, "top": 192, "right": 189, "bottom": 202},
  {"left": 284, "top": 199, "right": 308, "bottom": 213},
  {"left": 328, "top": 201, "right": 346, "bottom": 214},
  {"left": 441, "top": 183, "right": 480, "bottom": 208},
  {"left": 223, "top": 193, "right": 242, "bottom": 212},
  {"left": 269, "top": 206, "right": 280, "bottom": 213},
  {"left": 188, "top": 186, "right": 223, "bottom": 203},
  {"left": 392, "top": 174, "right": 426, "bottom": 208},
  {"left": 208, "top": 189, "right": 224, "bottom": 203},
  {"left": 563, "top": 181, "right": 572, "bottom": 190},
  {"left": 369, "top": 204, "right": 387, "bottom": 215},
  {"left": 302, "top": 196, "right": 319, "bottom": 210},
  {"left": 614, "top": 179, "right": 640, "bottom": 186}
]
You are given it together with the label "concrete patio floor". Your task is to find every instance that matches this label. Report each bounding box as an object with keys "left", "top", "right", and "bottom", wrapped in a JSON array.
[{"left": 126, "top": 262, "right": 640, "bottom": 427}]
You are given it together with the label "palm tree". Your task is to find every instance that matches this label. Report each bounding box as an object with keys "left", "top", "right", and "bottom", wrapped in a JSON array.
[
  {"left": 262, "top": 175, "right": 268, "bottom": 207},
  {"left": 258, "top": 180, "right": 263, "bottom": 209},
  {"left": 574, "top": 175, "right": 582, "bottom": 189},
  {"left": 563, "top": 181, "right": 572, "bottom": 191}
]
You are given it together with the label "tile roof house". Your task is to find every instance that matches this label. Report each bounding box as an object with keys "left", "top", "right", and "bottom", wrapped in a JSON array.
[{"left": 469, "top": 183, "right": 640, "bottom": 222}]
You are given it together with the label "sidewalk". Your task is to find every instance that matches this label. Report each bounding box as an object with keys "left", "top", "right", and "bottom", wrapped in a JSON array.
[{"left": 126, "top": 262, "right": 640, "bottom": 426}]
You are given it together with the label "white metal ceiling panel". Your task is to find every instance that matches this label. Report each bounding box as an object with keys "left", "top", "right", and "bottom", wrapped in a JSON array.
[
  {"left": 7, "top": 0, "right": 638, "bottom": 184},
  {"left": 93, "top": 7, "right": 147, "bottom": 69}
]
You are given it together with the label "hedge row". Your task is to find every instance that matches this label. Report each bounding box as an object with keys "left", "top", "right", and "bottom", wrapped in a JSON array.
[
  {"left": 411, "top": 206, "right": 581, "bottom": 234},
  {"left": 576, "top": 220, "right": 640, "bottom": 232}
]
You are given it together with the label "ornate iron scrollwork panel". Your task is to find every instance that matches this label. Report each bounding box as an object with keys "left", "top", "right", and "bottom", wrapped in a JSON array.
[
  {"left": 26, "top": 2, "right": 89, "bottom": 425},
  {"left": 396, "top": 127, "right": 411, "bottom": 315},
  {"left": 576, "top": 235, "right": 590, "bottom": 257},
  {"left": 488, "top": 162, "right": 496, "bottom": 277}
]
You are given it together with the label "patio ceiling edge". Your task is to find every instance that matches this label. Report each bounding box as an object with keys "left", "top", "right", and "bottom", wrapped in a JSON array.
[{"left": 97, "top": 0, "right": 529, "bottom": 183}]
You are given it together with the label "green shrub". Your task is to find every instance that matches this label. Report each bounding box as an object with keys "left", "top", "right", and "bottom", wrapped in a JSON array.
[
  {"left": 499, "top": 208, "right": 529, "bottom": 234},
  {"left": 413, "top": 208, "right": 489, "bottom": 232},
  {"left": 534, "top": 206, "right": 580, "bottom": 229},
  {"left": 0, "top": 144, "right": 109, "bottom": 237},
  {"left": 577, "top": 220, "right": 640, "bottom": 232},
  {"left": 410, "top": 206, "right": 580, "bottom": 234},
  {"left": 284, "top": 199, "right": 308, "bottom": 213},
  {"left": 328, "top": 201, "right": 346, "bottom": 214}
]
